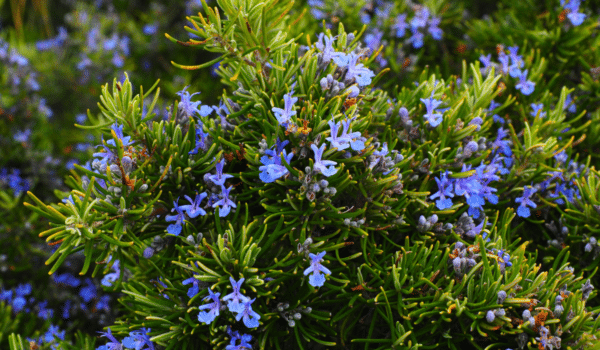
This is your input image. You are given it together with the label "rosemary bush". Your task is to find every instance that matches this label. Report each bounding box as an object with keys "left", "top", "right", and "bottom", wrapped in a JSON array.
[{"left": 3, "top": 0, "right": 600, "bottom": 349}]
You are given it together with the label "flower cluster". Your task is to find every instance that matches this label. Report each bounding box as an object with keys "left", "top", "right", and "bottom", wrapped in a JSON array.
[{"left": 480, "top": 45, "right": 535, "bottom": 95}]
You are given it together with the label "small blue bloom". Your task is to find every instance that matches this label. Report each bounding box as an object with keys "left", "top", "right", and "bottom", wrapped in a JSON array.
[
  {"left": 97, "top": 328, "right": 121, "bottom": 350},
  {"left": 122, "top": 328, "right": 154, "bottom": 350},
  {"left": 235, "top": 298, "right": 261, "bottom": 328},
  {"left": 226, "top": 327, "right": 253, "bottom": 350},
  {"left": 165, "top": 199, "right": 190, "bottom": 236},
  {"left": 80, "top": 278, "right": 98, "bottom": 302},
  {"left": 259, "top": 139, "right": 294, "bottom": 183},
  {"left": 207, "top": 158, "right": 234, "bottom": 187},
  {"left": 311, "top": 144, "right": 338, "bottom": 177},
  {"left": 198, "top": 288, "right": 221, "bottom": 325},
  {"left": 176, "top": 86, "right": 213, "bottom": 118},
  {"left": 430, "top": 171, "right": 454, "bottom": 210},
  {"left": 530, "top": 103, "right": 546, "bottom": 118},
  {"left": 101, "top": 260, "right": 121, "bottom": 287},
  {"left": 515, "top": 185, "right": 537, "bottom": 218},
  {"left": 515, "top": 69, "right": 535, "bottom": 95},
  {"left": 222, "top": 277, "right": 250, "bottom": 313},
  {"left": 392, "top": 14, "right": 408, "bottom": 38},
  {"left": 421, "top": 91, "right": 444, "bottom": 127},
  {"left": 303, "top": 251, "right": 332, "bottom": 288},
  {"left": 271, "top": 88, "right": 298, "bottom": 127},
  {"left": 332, "top": 52, "right": 375, "bottom": 87},
  {"left": 189, "top": 122, "right": 211, "bottom": 155},
  {"left": 181, "top": 192, "right": 208, "bottom": 218},
  {"left": 213, "top": 185, "right": 236, "bottom": 217},
  {"left": 428, "top": 16, "right": 443, "bottom": 40},
  {"left": 314, "top": 33, "right": 342, "bottom": 64}
]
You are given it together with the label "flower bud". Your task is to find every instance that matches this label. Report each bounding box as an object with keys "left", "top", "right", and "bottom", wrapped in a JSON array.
[
  {"left": 486, "top": 310, "right": 495, "bottom": 323},
  {"left": 522, "top": 309, "right": 531, "bottom": 319},
  {"left": 497, "top": 290, "right": 507, "bottom": 304},
  {"left": 293, "top": 313, "right": 302, "bottom": 320},
  {"left": 143, "top": 247, "right": 155, "bottom": 259},
  {"left": 320, "top": 77, "right": 330, "bottom": 91}
]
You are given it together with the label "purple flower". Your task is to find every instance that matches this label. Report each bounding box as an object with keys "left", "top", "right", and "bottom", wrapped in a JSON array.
[
  {"left": 311, "top": 144, "right": 338, "bottom": 177},
  {"left": 79, "top": 278, "right": 97, "bottom": 303},
  {"left": 176, "top": 86, "right": 213, "bottom": 118},
  {"left": 507, "top": 46, "right": 524, "bottom": 78},
  {"left": 515, "top": 185, "right": 537, "bottom": 218},
  {"left": 332, "top": 52, "right": 375, "bottom": 87},
  {"left": 421, "top": 91, "right": 444, "bottom": 127},
  {"left": 235, "top": 298, "right": 261, "bottom": 328},
  {"left": 271, "top": 88, "right": 298, "bottom": 127},
  {"left": 207, "top": 158, "right": 234, "bottom": 187},
  {"left": 181, "top": 192, "right": 208, "bottom": 218},
  {"left": 303, "top": 251, "right": 332, "bottom": 287},
  {"left": 430, "top": 171, "right": 454, "bottom": 210},
  {"left": 197, "top": 288, "right": 221, "bottom": 324},
  {"left": 213, "top": 185, "right": 236, "bottom": 217},
  {"left": 165, "top": 199, "right": 190, "bottom": 236},
  {"left": 515, "top": 69, "right": 535, "bottom": 95},
  {"left": 222, "top": 277, "right": 250, "bottom": 313}
]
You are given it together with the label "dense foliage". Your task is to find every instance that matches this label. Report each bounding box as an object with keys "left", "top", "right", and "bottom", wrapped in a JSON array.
[{"left": 2, "top": 0, "right": 600, "bottom": 349}]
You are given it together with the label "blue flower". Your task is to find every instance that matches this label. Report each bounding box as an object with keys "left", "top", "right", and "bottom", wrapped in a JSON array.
[
  {"left": 107, "top": 123, "right": 133, "bottom": 148},
  {"left": 272, "top": 87, "right": 298, "bottom": 127},
  {"left": 97, "top": 328, "right": 121, "bottom": 350},
  {"left": 392, "top": 14, "right": 408, "bottom": 38},
  {"left": 498, "top": 51, "right": 510, "bottom": 75},
  {"left": 189, "top": 122, "right": 210, "bottom": 155},
  {"left": 479, "top": 54, "right": 494, "bottom": 76},
  {"left": 176, "top": 86, "right": 213, "bottom": 118},
  {"left": 428, "top": 16, "right": 443, "bottom": 40},
  {"left": 80, "top": 278, "right": 98, "bottom": 302},
  {"left": 430, "top": 171, "right": 454, "bottom": 210},
  {"left": 311, "top": 144, "right": 338, "bottom": 177},
  {"left": 181, "top": 192, "right": 208, "bottom": 218},
  {"left": 259, "top": 139, "right": 294, "bottom": 183},
  {"left": 226, "top": 328, "right": 253, "bottom": 350},
  {"left": 207, "top": 158, "right": 234, "bottom": 187},
  {"left": 326, "top": 117, "right": 366, "bottom": 151},
  {"left": 420, "top": 91, "right": 444, "bottom": 127},
  {"left": 515, "top": 185, "right": 537, "bottom": 218},
  {"left": 101, "top": 260, "right": 121, "bottom": 287},
  {"left": 507, "top": 46, "right": 524, "bottom": 78},
  {"left": 530, "top": 103, "right": 546, "bottom": 118},
  {"left": 165, "top": 199, "right": 190, "bottom": 236},
  {"left": 122, "top": 328, "right": 155, "bottom": 350},
  {"left": 182, "top": 274, "right": 200, "bottom": 299},
  {"left": 213, "top": 185, "right": 236, "bottom": 217},
  {"left": 332, "top": 52, "right": 375, "bottom": 87},
  {"left": 303, "top": 251, "right": 332, "bottom": 288},
  {"left": 315, "top": 33, "right": 342, "bottom": 64},
  {"left": 408, "top": 28, "right": 424, "bottom": 49},
  {"left": 222, "top": 277, "right": 250, "bottom": 313},
  {"left": 235, "top": 298, "right": 261, "bottom": 328},
  {"left": 198, "top": 288, "right": 221, "bottom": 324},
  {"left": 515, "top": 69, "right": 535, "bottom": 95}
]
